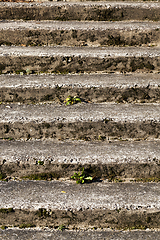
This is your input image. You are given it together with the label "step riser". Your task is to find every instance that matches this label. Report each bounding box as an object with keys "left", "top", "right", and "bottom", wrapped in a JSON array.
[
  {"left": 1, "top": 121, "right": 160, "bottom": 140},
  {"left": 1, "top": 4, "right": 160, "bottom": 21},
  {"left": 1, "top": 162, "right": 160, "bottom": 181},
  {"left": 0, "top": 208, "right": 159, "bottom": 230},
  {"left": 0, "top": 56, "right": 159, "bottom": 74},
  {"left": 1, "top": 140, "right": 160, "bottom": 180},
  {"left": 1, "top": 87, "right": 160, "bottom": 103},
  {"left": 1, "top": 181, "right": 160, "bottom": 229},
  {"left": 1, "top": 28, "right": 160, "bottom": 47}
]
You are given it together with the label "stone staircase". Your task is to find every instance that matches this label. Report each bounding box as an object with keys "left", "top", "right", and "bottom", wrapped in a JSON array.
[{"left": 0, "top": 1, "right": 160, "bottom": 239}]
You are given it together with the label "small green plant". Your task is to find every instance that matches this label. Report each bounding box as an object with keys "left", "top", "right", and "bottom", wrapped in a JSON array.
[
  {"left": 65, "top": 96, "right": 81, "bottom": 106},
  {"left": 98, "top": 135, "right": 106, "bottom": 141},
  {"left": 38, "top": 160, "right": 44, "bottom": 165},
  {"left": 8, "top": 137, "right": 13, "bottom": 141},
  {"left": 0, "top": 226, "right": 6, "bottom": 230},
  {"left": 58, "top": 224, "right": 65, "bottom": 231},
  {"left": 71, "top": 168, "right": 93, "bottom": 184},
  {"left": 26, "top": 69, "right": 32, "bottom": 75}
]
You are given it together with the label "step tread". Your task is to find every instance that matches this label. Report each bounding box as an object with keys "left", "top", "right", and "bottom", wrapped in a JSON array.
[
  {"left": 1, "top": 73, "right": 160, "bottom": 88},
  {"left": 1, "top": 139, "right": 160, "bottom": 164},
  {"left": 1, "top": 20, "right": 160, "bottom": 30},
  {"left": 0, "top": 229, "right": 160, "bottom": 240},
  {"left": 1, "top": 180, "right": 160, "bottom": 210},
  {"left": 1, "top": 20, "right": 160, "bottom": 47},
  {"left": 0, "top": 45, "right": 160, "bottom": 57},
  {"left": 1, "top": 103, "right": 160, "bottom": 123},
  {"left": 1, "top": 1, "right": 160, "bottom": 8}
]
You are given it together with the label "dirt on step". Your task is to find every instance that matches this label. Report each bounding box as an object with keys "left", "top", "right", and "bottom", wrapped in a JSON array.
[
  {"left": 1, "top": 28, "right": 160, "bottom": 47},
  {"left": 0, "top": 55, "right": 159, "bottom": 74},
  {"left": 1, "top": 120, "right": 160, "bottom": 141},
  {"left": 1, "top": 86, "right": 160, "bottom": 104},
  {"left": 0, "top": 3, "right": 160, "bottom": 21},
  {"left": 0, "top": 162, "right": 160, "bottom": 181},
  {"left": 0, "top": 208, "right": 160, "bottom": 230}
]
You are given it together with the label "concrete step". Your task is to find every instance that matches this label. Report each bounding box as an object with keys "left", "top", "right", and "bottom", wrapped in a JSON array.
[
  {"left": 0, "top": 0, "right": 159, "bottom": 234},
  {"left": 1, "top": 20, "right": 160, "bottom": 47},
  {"left": 0, "top": 2, "right": 160, "bottom": 21},
  {"left": 0, "top": 139, "right": 160, "bottom": 180},
  {"left": 1, "top": 102, "right": 160, "bottom": 140},
  {"left": 0, "top": 180, "right": 160, "bottom": 229},
  {"left": 0, "top": 46, "right": 160, "bottom": 74},
  {"left": 1, "top": 229, "right": 160, "bottom": 240},
  {"left": 1, "top": 73, "right": 160, "bottom": 103}
]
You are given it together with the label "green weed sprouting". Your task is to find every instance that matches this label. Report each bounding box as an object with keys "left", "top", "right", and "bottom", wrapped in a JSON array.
[
  {"left": 58, "top": 225, "right": 65, "bottom": 231},
  {"left": 65, "top": 96, "right": 81, "bottom": 106},
  {"left": 71, "top": 168, "right": 93, "bottom": 184},
  {"left": 38, "top": 160, "right": 44, "bottom": 165}
]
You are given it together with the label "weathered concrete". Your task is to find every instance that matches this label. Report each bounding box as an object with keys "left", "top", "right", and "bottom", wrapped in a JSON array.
[
  {"left": 1, "top": 139, "right": 160, "bottom": 164},
  {"left": 0, "top": 181, "right": 160, "bottom": 229},
  {"left": 1, "top": 73, "right": 160, "bottom": 103},
  {"left": 1, "top": 20, "right": 160, "bottom": 47},
  {"left": 0, "top": 46, "right": 160, "bottom": 74},
  {"left": 0, "top": 2, "right": 160, "bottom": 21},
  {"left": 1, "top": 103, "right": 160, "bottom": 123},
  {"left": 0, "top": 139, "right": 160, "bottom": 180},
  {"left": 2, "top": 180, "right": 159, "bottom": 210},
  {"left": 0, "top": 0, "right": 159, "bottom": 233},
  {"left": 1, "top": 73, "right": 160, "bottom": 89},
  {"left": 0, "top": 229, "right": 160, "bottom": 240},
  {"left": 1, "top": 103, "right": 160, "bottom": 140}
]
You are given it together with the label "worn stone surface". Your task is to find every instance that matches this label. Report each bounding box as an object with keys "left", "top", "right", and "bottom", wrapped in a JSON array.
[
  {"left": 0, "top": 139, "right": 160, "bottom": 180},
  {"left": 1, "top": 139, "right": 160, "bottom": 164},
  {"left": 0, "top": 181, "right": 160, "bottom": 228},
  {"left": 1, "top": 73, "right": 160, "bottom": 103},
  {"left": 1, "top": 103, "right": 160, "bottom": 140},
  {"left": 1, "top": 102, "right": 160, "bottom": 123},
  {"left": 1, "top": 181, "right": 160, "bottom": 210},
  {"left": 1, "top": 73, "right": 160, "bottom": 89},
  {"left": 0, "top": 46, "right": 159, "bottom": 74},
  {"left": 0, "top": 20, "right": 160, "bottom": 47},
  {"left": 1, "top": 229, "right": 160, "bottom": 240},
  {"left": 1, "top": 45, "right": 159, "bottom": 58},
  {"left": 0, "top": 2, "right": 160, "bottom": 21}
]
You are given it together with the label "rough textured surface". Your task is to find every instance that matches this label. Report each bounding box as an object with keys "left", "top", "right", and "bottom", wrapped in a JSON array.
[
  {"left": 1, "top": 229, "right": 160, "bottom": 240},
  {"left": 0, "top": 181, "right": 160, "bottom": 229},
  {"left": 1, "top": 139, "right": 160, "bottom": 164},
  {"left": 0, "top": 139, "right": 160, "bottom": 180},
  {"left": 1, "top": 20, "right": 160, "bottom": 47},
  {"left": 1, "top": 73, "right": 160, "bottom": 88},
  {"left": 0, "top": 2, "right": 160, "bottom": 21},
  {"left": 1, "top": 207, "right": 160, "bottom": 229},
  {"left": 0, "top": 46, "right": 159, "bottom": 74},
  {"left": 1, "top": 103, "right": 160, "bottom": 140},
  {"left": 1, "top": 45, "right": 160, "bottom": 58},
  {"left": 0, "top": 0, "right": 160, "bottom": 233},
  {"left": 1, "top": 73, "right": 160, "bottom": 103},
  {"left": 1, "top": 103, "right": 160, "bottom": 123},
  {"left": 1, "top": 181, "right": 160, "bottom": 210}
]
